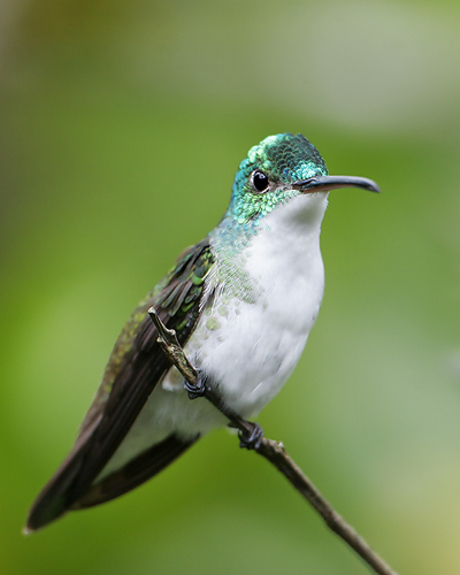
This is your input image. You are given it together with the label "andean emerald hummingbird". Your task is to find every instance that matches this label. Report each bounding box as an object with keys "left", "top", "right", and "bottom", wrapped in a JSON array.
[{"left": 25, "top": 133, "right": 379, "bottom": 532}]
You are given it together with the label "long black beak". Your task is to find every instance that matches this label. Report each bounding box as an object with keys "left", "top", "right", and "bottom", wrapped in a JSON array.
[{"left": 294, "top": 175, "right": 380, "bottom": 194}]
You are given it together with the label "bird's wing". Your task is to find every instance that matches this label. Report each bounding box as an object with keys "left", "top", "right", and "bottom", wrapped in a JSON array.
[{"left": 26, "top": 239, "right": 215, "bottom": 532}]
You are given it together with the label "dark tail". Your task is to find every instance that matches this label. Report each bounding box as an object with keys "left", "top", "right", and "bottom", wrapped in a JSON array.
[{"left": 25, "top": 434, "right": 198, "bottom": 533}]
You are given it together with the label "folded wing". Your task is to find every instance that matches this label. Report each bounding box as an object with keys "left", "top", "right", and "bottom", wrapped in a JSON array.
[{"left": 26, "top": 240, "right": 214, "bottom": 532}]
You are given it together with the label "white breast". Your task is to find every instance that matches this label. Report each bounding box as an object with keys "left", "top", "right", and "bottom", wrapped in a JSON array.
[
  {"left": 193, "top": 192, "right": 327, "bottom": 417},
  {"left": 99, "top": 193, "right": 328, "bottom": 477}
]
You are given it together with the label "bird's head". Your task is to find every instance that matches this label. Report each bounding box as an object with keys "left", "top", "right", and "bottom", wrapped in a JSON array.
[{"left": 226, "top": 133, "right": 378, "bottom": 226}]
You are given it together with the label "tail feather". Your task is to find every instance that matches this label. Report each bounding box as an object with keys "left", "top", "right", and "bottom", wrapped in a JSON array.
[
  {"left": 72, "top": 434, "right": 199, "bottom": 509},
  {"left": 24, "top": 433, "right": 198, "bottom": 533}
]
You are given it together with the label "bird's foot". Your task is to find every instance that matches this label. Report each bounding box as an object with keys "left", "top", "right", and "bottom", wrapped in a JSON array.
[
  {"left": 239, "top": 422, "right": 264, "bottom": 450},
  {"left": 183, "top": 371, "right": 208, "bottom": 400}
]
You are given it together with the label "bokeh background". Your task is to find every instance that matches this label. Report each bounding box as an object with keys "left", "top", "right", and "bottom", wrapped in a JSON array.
[{"left": 1, "top": 1, "right": 460, "bottom": 573}]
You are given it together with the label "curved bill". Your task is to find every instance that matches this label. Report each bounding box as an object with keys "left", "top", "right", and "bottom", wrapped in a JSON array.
[{"left": 294, "top": 175, "right": 380, "bottom": 194}]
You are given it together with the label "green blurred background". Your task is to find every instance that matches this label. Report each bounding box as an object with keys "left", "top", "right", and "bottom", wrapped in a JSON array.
[{"left": 1, "top": 0, "right": 460, "bottom": 573}]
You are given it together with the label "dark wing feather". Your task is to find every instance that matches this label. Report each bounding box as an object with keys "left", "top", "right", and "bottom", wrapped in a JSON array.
[
  {"left": 26, "top": 240, "right": 214, "bottom": 532},
  {"left": 70, "top": 434, "right": 199, "bottom": 509}
]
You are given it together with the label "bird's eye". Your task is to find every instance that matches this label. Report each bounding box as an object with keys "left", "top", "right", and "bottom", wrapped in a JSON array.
[{"left": 251, "top": 170, "right": 270, "bottom": 193}]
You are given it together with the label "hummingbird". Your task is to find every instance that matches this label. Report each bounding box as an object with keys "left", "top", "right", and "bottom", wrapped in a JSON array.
[{"left": 25, "top": 133, "right": 379, "bottom": 532}]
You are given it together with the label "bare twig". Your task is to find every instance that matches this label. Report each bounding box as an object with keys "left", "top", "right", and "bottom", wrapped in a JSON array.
[{"left": 148, "top": 307, "right": 399, "bottom": 575}]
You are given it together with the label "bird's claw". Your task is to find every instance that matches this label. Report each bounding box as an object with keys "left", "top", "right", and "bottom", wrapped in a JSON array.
[
  {"left": 183, "top": 372, "right": 207, "bottom": 400},
  {"left": 239, "top": 422, "right": 264, "bottom": 450}
]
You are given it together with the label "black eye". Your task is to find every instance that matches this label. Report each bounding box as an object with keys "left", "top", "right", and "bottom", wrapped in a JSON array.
[{"left": 251, "top": 170, "right": 270, "bottom": 193}]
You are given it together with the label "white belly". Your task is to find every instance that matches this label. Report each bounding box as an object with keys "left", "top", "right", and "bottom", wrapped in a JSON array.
[
  {"left": 101, "top": 193, "right": 327, "bottom": 476},
  {"left": 193, "top": 195, "right": 325, "bottom": 417}
]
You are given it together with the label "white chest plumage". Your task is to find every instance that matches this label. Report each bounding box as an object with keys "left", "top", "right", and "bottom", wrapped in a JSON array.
[
  {"left": 193, "top": 192, "right": 326, "bottom": 416},
  {"left": 101, "top": 193, "right": 327, "bottom": 476}
]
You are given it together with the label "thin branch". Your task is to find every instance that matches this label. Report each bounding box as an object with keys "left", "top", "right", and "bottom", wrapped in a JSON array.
[{"left": 148, "top": 307, "right": 399, "bottom": 575}]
